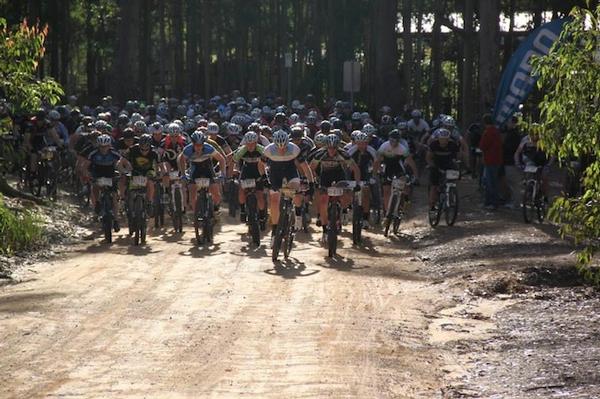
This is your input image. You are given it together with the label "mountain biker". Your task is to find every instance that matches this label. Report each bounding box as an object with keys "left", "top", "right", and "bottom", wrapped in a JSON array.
[
  {"left": 233, "top": 131, "right": 267, "bottom": 224},
  {"left": 24, "top": 110, "right": 63, "bottom": 174},
  {"left": 178, "top": 130, "right": 227, "bottom": 215},
  {"left": 119, "top": 134, "right": 159, "bottom": 216},
  {"left": 514, "top": 128, "right": 552, "bottom": 201},
  {"left": 426, "top": 128, "right": 460, "bottom": 211},
  {"left": 310, "top": 134, "right": 361, "bottom": 241},
  {"left": 375, "top": 129, "right": 419, "bottom": 214},
  {"left": 346, "top": 132, "right": 378, "bottom": 228},
  {"left": 88, "top": 134, "right": 124, "bottom": 232},
  {"left": 263, "top": 130, "right": 315, "bottom": 238},
  {"left": 407, "top": 109, "right": 430, "bottom": 144}
]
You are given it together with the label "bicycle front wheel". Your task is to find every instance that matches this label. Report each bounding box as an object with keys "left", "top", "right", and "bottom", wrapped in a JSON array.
[
  {"left": 327, "top": 202, "right": 339, "bottom": 257},
  {"left": 445, "top": 186, "right": 459, "bottom": 226}
]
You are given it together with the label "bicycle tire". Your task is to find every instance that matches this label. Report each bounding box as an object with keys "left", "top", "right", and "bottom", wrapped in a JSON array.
[
  {"left": 428, "top": 190, "right": 442, "bottom": 227},
  {"left": 173, "top": 187, "right": 183, "bottom": 232},
  {"left": 327, "top": 202, "right": 338, "bottom": 257},
  {"left": 271, "top": 201, "right": 288, "bottom": 261},
  {"left": 445, "top": 186, "right": 459, "bottom": 226},
  {"left": 154, "top": 183, "right": 163, "bottom": 229},
  {"left": 133, "top": 195, "right": 144, "bottom": 245},
  {"left": 522, "top": 182, "right": 535, "bottom": 224},
  {"left": 204, "top": 194, "right": 214, "bottom": 244},
  {"left": 195, "top": 190, "right": 206, "bottom": 245},
  {"left": 227, "top": 180, "right": 238, "bottom": 218},
  {"left": 283, "top": 211, "right": 295, "bottom": 259},
  {"left": 536, "top": 194, "right": 547, "bottom": 223},
  {"left": 102, "top": 193, "right": 112, "bottom": 243},
  {"left": 352, "top": 198, "right": 362, "bottom": 244},
  {"left": 384, "top": 195, "right": 398, "bottom": 237},
  {"left": 247, "top": 193, "right": 260, "bottom": 246}
]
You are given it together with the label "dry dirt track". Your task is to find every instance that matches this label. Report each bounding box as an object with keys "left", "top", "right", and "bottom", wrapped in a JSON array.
[{"left": 0, "top": 215, "right": 457, "bottom": 398}]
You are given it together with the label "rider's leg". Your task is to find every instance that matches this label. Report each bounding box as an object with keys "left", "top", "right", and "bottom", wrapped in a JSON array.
[
  {"left": 382, "top": 185, "right": 391, "bottom": 214},
  {"left": 319, "top": 191, "right": 329, "bottom": 226},
  {"left": 189, "top": 184, "right": 198, "bottom": 214},
  {"left": 210, "top": 183, "right": 221, "bottom": 205},
  {"left": 269, "top": 190, "right": 281, "bottom": 229},
  {"left": 146, "top": 179, "right": 155, "bottom": 203}
]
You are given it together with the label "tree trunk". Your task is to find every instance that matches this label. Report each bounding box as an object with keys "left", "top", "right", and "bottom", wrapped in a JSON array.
[
  {"left": 113, "top": 0, "right": 141, "bottom": 104},
  {"left": 172, "top": 0, "right": 185, "bottom": 97},
  {"left": 373, "top": 0, "right": 401, "bottom": 111},
  {"left": 59, "top": 0, "right": 71, "bottom": 89},
  {"left": 461, "top": 0, "right": 475, "bottom": 128},
  {"left": 414, "top": 2, "right": 424, "bottom": 109},
  {"left": 158, "top": 1, "right": 166, "bottom": 96},
  {"left": 478, "top": 0, "right": 500, "bottom": 113},
  {"left": 139, "top": 1, "right": 152, "bottom": 102},
  {"left": 430, "top": 2, "right": 443, "bottom": 116},
  {"left": 200, "top": 0, "right": 211, "bottom": 99},
  {"left": 186, "top": 0, "right": 199, "bottom": 94},
  {"left": 401, "top": 0, "right": 413, "bottom": 106}
]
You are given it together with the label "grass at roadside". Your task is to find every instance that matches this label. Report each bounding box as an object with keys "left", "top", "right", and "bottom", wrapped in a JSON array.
[{"left": 0, "top": 195, "right": 43, "bottom": 255}]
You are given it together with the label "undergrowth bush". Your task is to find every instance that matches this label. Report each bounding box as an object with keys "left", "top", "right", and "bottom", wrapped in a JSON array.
[{"left": 0, "top": 196, "right": 43, "bottom": 255}]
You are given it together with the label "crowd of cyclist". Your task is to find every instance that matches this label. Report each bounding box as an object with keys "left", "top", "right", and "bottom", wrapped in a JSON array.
[{"left": 0, "top": 91, "right": 565, "bottom": 254}]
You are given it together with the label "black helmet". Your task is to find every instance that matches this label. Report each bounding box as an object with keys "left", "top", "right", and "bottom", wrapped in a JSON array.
[
  {"left": 122, "top": 127, "right": 135, "bottom": 139},
  {"left": 320, "top": 120, "right": 331, "bottom": 132},
  {"left": 388, "top": 129, "right": 401, "bottom": 141},
  {"left": 139, "top": 133, "right": 152, "bottom": 147}
]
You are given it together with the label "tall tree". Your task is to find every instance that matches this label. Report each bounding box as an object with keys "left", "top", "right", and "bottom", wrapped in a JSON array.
[
  {"left": 401, "top": 0, "right": 413, "bottom": 105},
  {"left": 461, "top": 0, "right": 475, "bottom": 127},
  {"left": 113, "top": 0, "right": 141, "bottom": 103},
  {"left": 372, "top": 0, "right": 401, "bottom": 111},
  {"left": 478, "top": 0, "right": 500, "bottom": 112}
]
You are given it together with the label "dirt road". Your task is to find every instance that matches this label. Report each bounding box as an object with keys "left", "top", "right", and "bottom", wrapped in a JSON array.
[
  {"left": 0, "top": 213, "right": 456, "bottom": 398},
  {"left": 2, "top": 175, "right": 598, "bottom": 398}
]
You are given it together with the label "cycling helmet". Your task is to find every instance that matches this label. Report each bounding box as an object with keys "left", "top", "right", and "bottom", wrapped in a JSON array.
[
  {"left": 380, "top": 105, "right": 392, "bottom": 114},
  {"left": 331, "top": 129, "right": 343, "bottom": 140},
  {"left": 290, "top": 126, "right": 304, "bottom": 140},
  {"left": 133, "top": 120, "right": 147, "bottom": 133},
  {"left": 362, "top": 123, "right": 376, "bottom": 135},
  {"left": 388, "top": 129, "right": 401, "bottom": 141},
  {"left": 122, "top": 127, "right": 135, "bottom": 139},
  {"left": 351, "top": 112, "right": 361, "bottom": 121},
  {"left": 225, "top": 123, "right": 241, "bottom": 136},
  {"left": 289, "top": 113, "right": 300, "bottom": 124},
  {"left": 191, "top": 130, "right": 206, "bottom": 144},
  {"left": 260, "top": 125, "right": 272, "bottom": 135},
  {"left": 168, "top": 122, "right": 183, "bottom": 135},
  {"left": 130, "top": 112, "right": 143, "bottom": 123},
  {"left": 397, "top": 121, "right": 408, "bottom": 131},
  {"left": 97, "top": 134, "right": 112, "bottom": 147},
  {"left": 350, "top": 130, "right": 361, "bottom": 141},
  {"left": 437, "top": 128, "right": 451, "bottom": 139},
  {"left": 361, "top": 112, "right": 370, "bottom": 122},
  {"left": 48, "top": 110, "right": 61, "bottom": 121},
  {"left": 326, "top": 134, "right": 340, "bottom": 148},
  {"left": 275, "top": 105, "right": 287, "bottom": 114},
  {"left": 139, "top": 134, "right": 152, "bottom": 147},
  {"left": 117, "top": 114, "right": 130, "bottom": 126},
  {"left": 274, "top": 112, "right": 286, "bottom": 121},
  {"left": 319, "top": 120, "right": 331, "bottom": 132},
  {"left": 432, "top": 119, "right": 441, "bottom": 129},
  {"left": 314, "top": 133, "right": 327, "bottom": 147},
  {"left": 149, "top": 122, "right": 163, "bottom": 135},
  {"left": 441, "top": 115, "right": 455, "bottom": 128},
  {"left": 248, "top": 122, "right": 260, "bottom": 132},
  {"left": 411, "top": 109, "right": 422, "bottom": 118},
  {"left": 356, "top": 132, "right": 370, "bottom": 143},
  {"left": 172, "top": 119, "right": 184, "bottom": 128},
  {"left": 381, "top": 115, "right": 393, "bottom": 125},
  {"left": 251, "top": 108, "right": 261, "bottom": 119},
  {"left": 272, "top": 130, "right": 289, "bottom": 148},
  {"left": 332, "top": 118, "right": 344, "bottom": 130},
  {"left": 207, "top": 122, "right": 220, "bottom": 135},
  {"left": 243, "top": 131, "right": 258, "bottom": 144}
]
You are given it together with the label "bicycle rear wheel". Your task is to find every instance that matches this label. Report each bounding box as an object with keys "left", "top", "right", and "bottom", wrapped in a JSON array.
[
  {"left": 227, "top": 180, "right": 238, "bottom": 218},
  {"left": 352, "top": 198, "right": 362, "bottom": 245},
  {"left": 522, "top": 182, "right": 535, "bottom": 224},
  {"left": 283, "top": 210, "right": 295, "bottom": 259},
  {"left": 133, "top": 195, "right": 145, "bottom": 245},
  {"left": 195, "top": 191, "right": 206, "bottom": 245},
  {"left": 327, "top": 203, "right": 339, "bottom": 257},
  {"left": 173, "top": 187, "right": 183, "bottom": 232},
  {"left": 247, "top": 193, "right": 260, "bottom": 246},
  {"left": 445, "top": 186, "right": 459, "bottom": 226},
  {"left": 428, "top": 191, "right": 442, "bottom": 227},
  {"left": 271, "top": 202, "right": 288, "bottom": 262},
  {"left": 384, "top": 195, "right": 398, "bottom": 237},
  {"left": 204, "top": 194, "right": 214, "bottom": 244},
  {"left": 101, "top": 193, "right": 113, "bottom": 243}
]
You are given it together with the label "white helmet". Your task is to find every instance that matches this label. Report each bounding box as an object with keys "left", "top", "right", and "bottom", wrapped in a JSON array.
[
  {"left": 227, "top": 123, "right": 242, "bottom": 136},
  {"left": 130, "top": 112, "right": 143, "bottom": 123},
  {"left": 207, "top": 122, "right": 220, "bottom": 135},
  {"left": 289, "top": 113, "right": 300, "bottom": 124},
  {"left": 97, "top": 134, "right": 112, "bottom": 146},
  {"left": 362, "top": 123, "right": 376, "bottom": 135},
  {"left": 411, "top": 109, "right": 422, "bottom": 118},
  {"left": 243, "top": 131, "right": 258, "bottom": 144},
  {"left": 272, "top": 130, "right": 289, "bottom": 148},
  {"left": 356, "top": 132, "right": 370, "bottom": 143}
]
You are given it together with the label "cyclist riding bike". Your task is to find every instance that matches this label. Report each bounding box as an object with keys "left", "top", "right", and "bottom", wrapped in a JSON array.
[
  {"left": 426, "top": 128, "right": 459, "bottom": 211},
  {"left": 178, "top": 131, "right": 227, "bottom": 215},
  {"left": 310, "top": 134, "right": 361, "bottom": 241},
  {"left": 88, "top": 134, "right": 124, "bottom": 232},
  {"left": 514, "top": 129, "right": 552, "bottom": 201},
  {"left": 233, "top": 131, "right": 268, "bottom": 224},
  {"left": 375, "top": 129, "right": 419, "bottom": 214},
  {"left": 24, "top": 110, "right": 64, "bottom": 174},
  {"left": 119, "top": 134, "right": 159, "bottom": 215},
  {"left": 263, "top": 130, "right": 315, "bottom": 239},
  {"left": 346, "top": 132, "right": 378, "bottom": 228}
]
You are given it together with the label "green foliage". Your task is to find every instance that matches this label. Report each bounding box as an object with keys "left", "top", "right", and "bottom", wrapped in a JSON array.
[
  {"left": 0, "top": 195, "right": 43, "bottom": 255},
  {"left": 0, "top": 18, "right": 64, "bottom": 115},
  {"left": 530, "top": 4, "right": 600, "bottom": 271}
]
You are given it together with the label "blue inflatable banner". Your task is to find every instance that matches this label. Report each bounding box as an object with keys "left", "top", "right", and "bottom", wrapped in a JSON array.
[{"left": 493, "top": 18, "right": 569, "bottom": 126}]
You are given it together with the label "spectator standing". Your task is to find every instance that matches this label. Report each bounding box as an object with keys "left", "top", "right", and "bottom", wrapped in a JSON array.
[{"left": 479, "top": 114, "right": 503, "bottom": 210}]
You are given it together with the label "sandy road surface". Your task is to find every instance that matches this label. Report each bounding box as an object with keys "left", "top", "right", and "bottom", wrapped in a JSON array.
[{"left": 0, "top": 215, "right": 453, "bottom": 398}]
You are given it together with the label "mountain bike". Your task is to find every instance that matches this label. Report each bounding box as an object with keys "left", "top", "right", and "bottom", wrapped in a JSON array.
[
  {"left": 325, "top": 181, "right": 361, "bottom": 257},
  {"left": 168, "top": 171, "right": 184, "bottom": 233},
  {"left": 240, "top": 178, "right": 261, "bottom": 247},
  {"left": 429, "top": 168, "right": 460, "bottom": 227},
  {"left": 127, "top": 174, "right": 148, "bottom": 245},
  {"left": 96, "top": 176, "right": 116, "bottom": 243},
  {"left": 271, "top": 180, "right": 302, "bottom": 261},
  {"left": 522, "top": 165, "right": 546, "bottom": 223},
  {"left": 383, "top": 176, "right": 411, "bottom": 237},
  {"left": 193, "top": 177, "right": 214, "bottom": 245}
]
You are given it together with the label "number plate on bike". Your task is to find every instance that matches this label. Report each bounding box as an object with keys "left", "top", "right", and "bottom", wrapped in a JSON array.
[
  {"left": 524, "top": 165, "right": 539, "bottom": 174},
  {"left": 446, "top": 170, "right": 460, "bottom": 180},
  {"left": 132, "top": 175, "right": 147, "bottom": 187},
  {"left": 169, "top": 171, "right": 179, "bottom": 180},
  {"left": 97, "top": 177, "right": 113, "bottom": 187},
  {"left": 327, "top": 187, "right": 344, "bottom": 197},
  {"left": 240, "top": 179, "right": 256, "bottom": 189},
  {"left": 392, "top": 178, "right": 406, "bottom": 189},
  {"left": 194, "top": 178, "right": 211, "bottom": 188}
]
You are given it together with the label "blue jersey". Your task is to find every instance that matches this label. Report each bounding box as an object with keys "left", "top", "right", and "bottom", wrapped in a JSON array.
[
  {"left": 88, "top": 149, "right": 121, "bottom": 178},
  {"left": 182, "top": 143, "right": 216, "bottom": 164}
]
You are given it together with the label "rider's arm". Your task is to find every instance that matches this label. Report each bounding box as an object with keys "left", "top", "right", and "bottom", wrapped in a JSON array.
[
  {"left": 405, "top": 155, "right": 419, "bottom": 179},
  {"left": 177, "top": 152, "right": 187, "bottom": 174},
  {"left": 48, "top": 127, "right": 63, "bottom": 147},
  {"left": 348, "top": 159, "right": 361, "bottom": 184},
  {"left": 297, "top": 160, "right": 315, "bottom": 184},
  {"left": 232, "top": 145, "right": 247, "bottom": 163},
  {"left": 211, "top": 151, "right": 227, "bottom": 178}
]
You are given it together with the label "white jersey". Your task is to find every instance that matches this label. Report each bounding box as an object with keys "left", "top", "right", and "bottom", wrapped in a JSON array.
[
  {"left": 407, "top": 119, "right": 430, "bottom": 135},
  {"left": 377, "top": 140, "right": 411, "bottom": 160}
]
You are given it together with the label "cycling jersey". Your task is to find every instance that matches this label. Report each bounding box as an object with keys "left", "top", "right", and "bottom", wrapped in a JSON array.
[
  {"left": 161, "top": 135, "right": 188, "bottom": 168},
  {"left": 378, "top": 140, "right": 411, "bottom": 179},
  {"left": 182, "top": 143, "right": 217, "bottom": 179},
  {"left": 88, "top": 149, "right": 121, "bottom": 178},
  {"left": 311, "top": 148, "right": 355, "bottom": 188},
  {"left": 263, "top": 143, "right": 301, "bottom": 190},
  {"left": 347, "top": 144, "right": 377, "bottom": 179},
  {"left": 115, "top": 137, "right": 139, "bottom": 156},
  {"left": 429, "top": 140, "right": 459, "bottom": 170},
  {"left": 520, "top": 136, "right": 548, "bottom": 166},
  {"left": 407, "top": 119, "right": 430, "bottom": 139},
  {"left": 127, "top": 144, "right": 158, "bottom": 176},
  {"left": 233, "top": 144, "right": 265, "bottom": 180}
]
